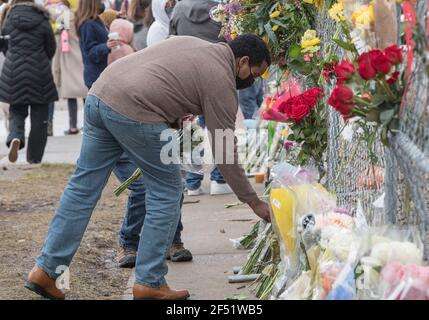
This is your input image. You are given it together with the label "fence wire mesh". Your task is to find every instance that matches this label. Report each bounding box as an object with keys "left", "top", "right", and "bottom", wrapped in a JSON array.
[{"left": 318, "top": 2, "right": 429, "bottom": 259}]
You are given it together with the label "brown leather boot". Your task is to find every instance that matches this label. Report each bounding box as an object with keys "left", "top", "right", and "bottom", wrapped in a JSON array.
[
  {"left": 133, "top": 283, "right": 190, "bottom": 300},
  {"left": 25, "top": 266, "right": 65, "bottom": 300}
]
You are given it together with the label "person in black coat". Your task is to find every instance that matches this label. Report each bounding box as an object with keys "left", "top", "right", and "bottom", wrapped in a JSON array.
[{"left": 0, "top": 0, "right": 58, "bottom": 164}]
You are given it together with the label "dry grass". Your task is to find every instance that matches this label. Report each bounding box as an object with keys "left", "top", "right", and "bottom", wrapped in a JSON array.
[{"left": 0, "top": 164, "right": 133, "bottom": 300}]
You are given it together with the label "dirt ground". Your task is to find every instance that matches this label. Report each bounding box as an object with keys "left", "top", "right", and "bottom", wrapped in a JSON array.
[{"left": 0, "top": 164, "right": 132, "bottom": 300}]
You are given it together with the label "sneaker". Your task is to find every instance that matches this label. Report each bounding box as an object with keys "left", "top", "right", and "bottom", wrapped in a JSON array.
[
  {"left": 168, "top": 243, "right": 193, "bottom": 262},
  {"left": 187, "top": 187, "right": 203, "bottom": 196},
  {"left": 8, "top": 138, "right": 20, "bottom": 163},
  {"left": 64, "top": 128, "right": 80, "bottom": 135},
  {"left": 116, "top": 245, "right": 137, "bottom": 268},
  {"left": 210, "top": 181, "right": 233, "bottom": 195},
  {"left": 47, "top": 121, "right": 53, "bottom": 137}
]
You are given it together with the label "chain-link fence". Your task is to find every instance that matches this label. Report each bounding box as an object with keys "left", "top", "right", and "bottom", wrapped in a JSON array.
[{"left": 318, "top": 2, "right": 429, "bottom": 259}]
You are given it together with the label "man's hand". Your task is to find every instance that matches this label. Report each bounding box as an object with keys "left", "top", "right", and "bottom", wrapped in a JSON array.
[{"left": 248, "top": 198, "right": 271, "bottom": 223}]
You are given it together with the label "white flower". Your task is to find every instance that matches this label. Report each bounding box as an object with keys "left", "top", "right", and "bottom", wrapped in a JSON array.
[
  {"left": 209, "top": 5, "right": 227, "bottom": 23},
  {"left": 370, "top": 241, "right": 423, "bottom": 265},
  {"left": 321, "top": 229, "right": 357, "bottom": 261}
]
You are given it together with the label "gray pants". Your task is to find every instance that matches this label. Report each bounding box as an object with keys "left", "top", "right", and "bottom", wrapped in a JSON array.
[
  {"left": 48, "top": 98, "right": 79, "bottom": 129},
  {"left": 7, "top": 103, "right": 49, "bottom": 163}
]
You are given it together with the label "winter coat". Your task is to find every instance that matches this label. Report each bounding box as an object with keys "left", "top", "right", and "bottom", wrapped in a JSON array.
[
  {"left": 146, "top": 0, "right": 169, "bottom": 46},
  {"left": 169, "top": 0, "right": 223, "bottom": 43},
  {"left": 52, "top": 10, "right": 87, "bottom": 99},
  {"left": 108, "top": 18, "right": 135, "bottom": 65},
  {"left": 0, "top": 2, "right": 58, "bottom": 105},
  {"left": 78, "top": 18, "right": 109, "bottom": 88}
]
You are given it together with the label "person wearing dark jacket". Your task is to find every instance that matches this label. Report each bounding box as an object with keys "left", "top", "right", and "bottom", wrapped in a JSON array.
[
  {"left": 169, "top": 0, "right": 223, "bottom": 43},
  {"left": 77, "top": 9, "right": 111, "bottom": 88},
  {"left": 0, "top": 0, "right": 58, "bottom": 164}
]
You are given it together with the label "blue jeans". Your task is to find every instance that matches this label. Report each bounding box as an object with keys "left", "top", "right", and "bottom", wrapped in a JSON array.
[
  {"left": 113, "top": 153, "right": 183, "bottom": 249},
  {"left": 48, "top": 102, "right": 55, "bottom": 122},
  {"left": 238, "top": 79, "right": 264, "bottom": 120},
  {"left": 184, "top": 115, "right": 225, "bottom": 191},
  {"left": 36, "top": 95, "right": 182, "bottom": 288}
]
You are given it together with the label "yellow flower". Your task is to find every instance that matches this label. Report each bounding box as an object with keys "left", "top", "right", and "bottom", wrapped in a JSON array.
[
  {"left": 301, "top": 38, "right": 321, "bottom": 49},
  {"left": 351, "top": 4, "right": 374, "bottom": 29},
  {"left": 270, "top": 11, "right": 281, "bottom": 19},
  {"left": 300, "top": 29, "right": 321, "bottom": 54},
  {"left": 261, "top": 69, "right": 270, "bottom": 79},
  {"left": 303, "top": 0, "right": 324, "bottom": 7},
  {"left": 282, "top": 129, "right": 289, "bottom": 136},
  {"left": 272, "top": 25, "right": 279, "bottom": 32},
  {"left": 328, "top": 2, "right": 346, "bottom": 22},
  {"left": 230, "top": 30, "right": 238, "bottom": 40}
]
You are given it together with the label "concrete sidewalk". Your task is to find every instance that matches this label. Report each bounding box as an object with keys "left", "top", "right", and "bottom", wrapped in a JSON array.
[{"left": 123, "top": 187, "right": 261, "bottom": 300}]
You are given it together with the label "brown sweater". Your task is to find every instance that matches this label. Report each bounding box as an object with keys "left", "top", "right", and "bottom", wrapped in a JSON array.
[{"left": 89, "top": 36, "right": 258, "bottom": 204}]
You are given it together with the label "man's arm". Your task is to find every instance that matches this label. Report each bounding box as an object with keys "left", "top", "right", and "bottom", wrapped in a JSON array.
[{"left": 202, "top": 83, "right": 271, "bottom": 222}]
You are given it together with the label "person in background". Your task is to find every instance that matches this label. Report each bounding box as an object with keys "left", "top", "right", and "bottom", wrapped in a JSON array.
[
  {"left": 44, "top": 0, "right": 67, "bottom": 136},
  {"left": 52, "top": 0, "right": 88, "bottom": 135},
  {"left": 128, "top": 0, "right": 153, "bottom": 51},
  {"left": 0, "top": 0, "right": 7, "bottom": 80},
  {"left": 146, "top": 0, "right": 169, "bottom": 46},
  {"left": 238, "top": 79, "right": 264, "bottom": 120},
  {"left": 111, "top": 0, "right": 122, "bottom": 11},
  {"left": 75, "top": 0, "right": 116, "bottom": 89},
  {"left": 170, "top": 0, "right": 233, "bottom": 196},
  {"left": 0, "top": 0, "right": 58, "bottom": 164},
  {"left": 107, "top": 18, "right": 135, "bottom": 64},
  {"left": 99, "top": 7, "right": 117, "bottom": 28}
]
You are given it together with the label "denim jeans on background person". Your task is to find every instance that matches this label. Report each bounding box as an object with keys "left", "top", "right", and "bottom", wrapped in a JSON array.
[
  {"left": 238, "top": 79, "right": 264, "bottom": 120},
  {"left": 184, "top": 115, "right": 225, "bottom": 191},
  {"left": 48, "top": 102, "right": 55, "bottom": 122},
  {"left": 113, "top": 153, "right": 184, "bottom": 249},
  {"left": 36, "top": 95, "right": 182, "bottom": 288},
  {"left": 6, "top": 103, "right": 49, "bottom": 163},
  {"left": 67, "top": 98, "right": 78, "bottom": 129}
]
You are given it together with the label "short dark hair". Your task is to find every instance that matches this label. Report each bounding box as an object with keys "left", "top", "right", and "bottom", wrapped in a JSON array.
[{"left": 228, "top": 34, "right": 271, "bottom": 67}]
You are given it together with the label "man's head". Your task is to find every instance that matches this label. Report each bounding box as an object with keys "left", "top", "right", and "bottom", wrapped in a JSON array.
[{"left": 228, "top": 34, "right": 271, "bottom": 90}]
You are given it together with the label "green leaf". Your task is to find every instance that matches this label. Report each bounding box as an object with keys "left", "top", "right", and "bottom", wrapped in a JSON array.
[
  {"left": 225, "top": 294, "right": 247, "bottom": 300},
  {"left": 264, "top": 22, "right": 279, "bottom": 47},
  {"left": 289, "top": 44, "right": 302, "bottom": 59},
  {"left": 380, "top": 109, "right": 396, "bottom": 125},
  {"left": 270, "top": 18, "right": 289, "bottom": 30},
  {"left": 332, "top": 38, "right": 356, "bottom": 52}
]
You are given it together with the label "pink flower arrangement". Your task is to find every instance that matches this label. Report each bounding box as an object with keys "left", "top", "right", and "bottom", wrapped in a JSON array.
[{"left": 381, "top": 262, "right": 429, "bottom": 300}]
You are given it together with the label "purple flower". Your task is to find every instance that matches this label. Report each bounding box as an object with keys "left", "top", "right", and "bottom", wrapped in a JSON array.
[
  {"left": 223, "top": 31, "right": 232, "bottom": 41},
  {"left": 226, "top": 2, "right": 242, "bottom": 15},
  {"left": 283, "top": 141, "right": 294, "bottom": 151}
]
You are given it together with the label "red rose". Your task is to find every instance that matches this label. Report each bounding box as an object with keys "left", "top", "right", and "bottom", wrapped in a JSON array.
[
  {"left": 334, "top": 60, "right": 355, "bottom": 81},
  {"left": 357, "top": 50, "right": 391, "bottom": 79},
  {"left": 387, "top": 71, "right": 400, "bottom": 85},
  {"left": 328, "top": 85, "right": 354, "bottom": 118},
  {"left": 368, "top": 50, "right": 391, "bottom": 74},
  {"left": 384, "top": 45, "right": 403, "bottom": 65},
  {"left": 322, "top": 61, "right": 338, "bottom": 81},
  {"left": 284, "top": 103, "right": 311, "bottom": 124},
  {"left": 357, "top": 52, "right": 376, "bottom": 80},
  {"left": 302, "top": 87, "right": 324, "bottom": 106}
]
